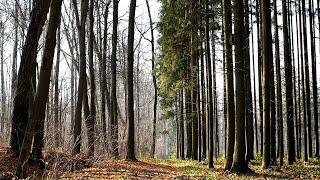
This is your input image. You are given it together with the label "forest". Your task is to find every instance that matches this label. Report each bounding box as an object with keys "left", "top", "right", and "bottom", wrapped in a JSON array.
[{"left": 0, "top": 0, "right": 319, "bottom": 179}]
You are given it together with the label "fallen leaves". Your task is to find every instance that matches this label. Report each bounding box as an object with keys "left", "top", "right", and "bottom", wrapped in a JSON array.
[{"left": 0, "top": 146, "right": 320, "bottom": 179}]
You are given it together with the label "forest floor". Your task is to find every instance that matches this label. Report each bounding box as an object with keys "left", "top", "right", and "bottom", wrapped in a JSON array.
[{"left": 0, "top": 147, "right": 320, "bottom": 179}]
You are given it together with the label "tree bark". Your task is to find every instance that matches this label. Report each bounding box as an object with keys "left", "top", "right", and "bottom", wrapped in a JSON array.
[
  {"left": 111, "top": 0, "right": 120, "bottom": 159},
  {"left": 72, "top": 0, "right": 89, "bottom": 155},
  {"left": 273, "top": 0, "right": 284, "bottom": 166},
  {"left": 205, "top": 0, "right": 214, "bottom": 168},
  {"left": 283, "top": 0, "right": 296, "bottom": 164},
  {"left": 10, "top": 0, "right": 51, "bottom": 155},
  {"left": 87, "top": 0, "right": 96, "bottom": 157},
  {"left": 223, "top": 0, "right": 235, "bottom": 170},
  {"left": 261, "top": 0, "right": 272, "bottom": 169},
  {"left": 125, "top": 0, "right": 138, "bottom": 161},
  {"left": 145, "top": 0, "right": 157, "bottom": 158},
  {"left": 16, "top": 0, "right": 62, "bottom": 176},
  {"left": 230, "top": 0, "right": 248, "bottom": 172}
]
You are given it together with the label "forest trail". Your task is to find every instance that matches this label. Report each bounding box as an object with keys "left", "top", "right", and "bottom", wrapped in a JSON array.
[
  {"left": 61, "top": 160, "right": 188, "bottom": 179},
  {"left": 0, "top": 147, "right": 320, "bottom": 179}
]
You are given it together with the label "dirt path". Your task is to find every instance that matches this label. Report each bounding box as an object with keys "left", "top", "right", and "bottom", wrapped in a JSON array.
[{"left": 61, "top": 160, "right": 189, "bottom": 179}]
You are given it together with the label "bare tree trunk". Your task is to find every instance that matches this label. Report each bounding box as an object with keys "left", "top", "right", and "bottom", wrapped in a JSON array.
[
  {"left": 180, "top": 90, "right": 185, "bottom": 159},
  {"left": 309, "top": 0, "right": 318, "bottom": 159},
  {"left": 10, "top": 0, "right": 51, "bottom": 155},
  {"left": 16, "top": 0, "right": 62, "bottom": 176},
  {"left": 87, "top": 0, "right": 96, "bottom": 157},
  {"left": 0, "top": 20, "right": 5, "bottom": 135},
  {"left": 125, "top": 0, "right": 138, "bottom": 161},
  {"left": 145, "top": 0, "right": 157, "bottom": 159},
  {"left": 72, "top": 0, "right": 89, "bottom": 155},
  {"left": 283, "top": 0, "right": 296, "bottom": 164},
  {"left": 273, "top": 0, "right": 284, "bottom": 166},
  {"left": 100, "top": 1, "right": 111, "bottom": 149},
  {"left": 110, "top": 0, "right": 120, "bottom": 159},
  {"left": 231, "top": 0, "right": 248, "bottom": 172},
  {"left": 54, "top": 25, "right": 61, "bottom": 148},
  {"left": 204, "top": 0, "right": 213, "bottom": 168},
  {"left": 261, "top": 0, "right": 273, "bottom": 169},
  {"left": 244, "top": 0, "right": 254, "bottom": 162}
]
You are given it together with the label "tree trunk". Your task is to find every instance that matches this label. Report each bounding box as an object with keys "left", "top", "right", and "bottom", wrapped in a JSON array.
[
  {"left": 261, "top": 0, "right": 272, "bottom": 169},
  {"left": 302, "top": 0, "right": 312, "bottom": 158},
  {"left": 230, "top": 0, "right": 248, "bottom": 172},
  {"left": 145, "top": 0, "right": 157, "bottom": 159},
  {"left": 16, "top": 0, "right": 62, "bottom": 176},
  {"left": 10, "top": 0, "right": 51, "bottom": 155},
  {"left": 186, "top": 88, "right": 192, "bottom": 159},
  {"left": 223, "top": 0, "right": 235, "bottom": 170},
  {"left": 100, "top": 1, "right": 111, "bottom": 148},
  {"left": 87, "top": 0, "right": 96, "bottom": 157},
  {"left": 273, "top": 0, "right": 284, "bottom": 166},
  {"left": 54, "top": 25, "right": 61, "bottom": 148},
  {"left": 205, "top": 0, "right": 214, "bottom": 168},
  {"left": 72, "top": 0, "right": 89, "bottom": 155},
  {"left": 190, "top": 2, "right": 198, "bottom": 160},
  {"left": 283, "top": 0, "right": 296, "bottom": 164},
  {"left": 125, "top": 0, "right": 138, "bottom": 161},
  {"left": 0, "top": 21, "right": 5, "bottom": 135},
  {"left": 244, "top": 0, "right": 254, "bottom": 162},
  {"left": 180, "top": 90, "right": 185, "bottom": 159},
  {"left": 111, "top": 0, "right": 120, "bottom": 159},
  {"left": 309, "top": 0, "right": 318, "bottom": 159}
]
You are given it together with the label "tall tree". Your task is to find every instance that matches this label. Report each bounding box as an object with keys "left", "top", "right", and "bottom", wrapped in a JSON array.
[
  {"left": 87, "top": 0, "right": 96, "bottom": 157},
  {"left": 261, "top": 0, "right": 272, "bottom": 168},
  {"left": 273, "top": 0, "right": 284, "bottom": 166},
  {"left": 301, "top": 0, "right": 313, "bottom": 158},
  {"left": 309, "top": 0, "right": 319, "bottom": 159},
  {"left": 72, "top": 0, "right": 89, "bottom": 155},
  {"left": 223, "top": 0, "right": 235, "bottom": 170},
  {"left": 11, "top": 0, "right": 18, "bottom": 100},
  {"left": 10, "top": 0, "right": 51, "bottom": 155},
  {"left": 230, "top": 0, "right": 248, "bottom": 172},
  {"left": 205, "top": 0, "right": 214, "bottom": 168},
  {"left": 54, "top": 25, "right": 61, "bottom": 148},
  {"left": 244, "top": 0, "right": 254, "bottom": 162},
  {"left": 283, "top": 0, "right": 296, "bottom": 164},
  {"left": 100, "top": 1, "right": 111, "bottom": 147},
  {"left": 0, "top": 19, "right": 5, "bottom": 135},
  {"left": 125, "top": 0, "right": 138, "bottom": 161},
  {"left": 111, "top": 0, "right": 120, "bottom": 159},
  {"left": 190, "top": 1, "right": 199, "bottom": 161},
  {"left": 145, "top": 0, "right": 158, "bottom": 158},
  {"left": 16, "top": 0, "right": 62, "bottom": 176}
]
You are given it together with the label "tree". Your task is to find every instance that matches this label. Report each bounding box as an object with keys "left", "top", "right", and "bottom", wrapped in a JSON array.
[
  {"left": 223, "top": 0, "right": 235, "bottom": 170},
  {"left": 16, "top": 0, "right": 63, "bottom": 176},
  {"left": 111, "top": 0, "right": 120, "bottom": 159},
  {"left": 283, "top": 0, "right": 296, "bottom": 164},
  {"left": 205, "top": 0, "right": 214, "bottom": 168},
  {"left": 261, "top": 0, "right": 273, "bottom": 168},
  {"left": 100, "top": 1, "right": 111, "bottom": 147},
  {"left": 230, "top": 0, "right": 248, "bottom": 172},
  {"left": 190, "top": 1, "right": 199, "bottom": 161},
  {"left": 126, "top": 0, "right": 138, "bottom": 161},
  {"left": 145, "top": 0, "right": 158, "bottom": 158},
  {"left": 10, "top": 0, "right": 51, "bottom": 155},
  {"left": 72, "top": 0, "right": 89, "bottom": 155},
  {"left": 302, "top": 0, "right": 312, "bottom": 158},
  {"left": 0, "top": 19, "right": 5, "bottom": 135},
  {"left": 309, "top": 0, "right": 319, "bottom": 159},
  {"left": 87, "top": 0, "right": 96, "bottom": 157},
  {"left": 273, "top": 0, "right": 284, "bottom": 166},
  {"left": 244, "top": 0, "right": 254, "bottom": 162},
  {"left": 54, "top": 25, "right": 61, "bottom": 148}
]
